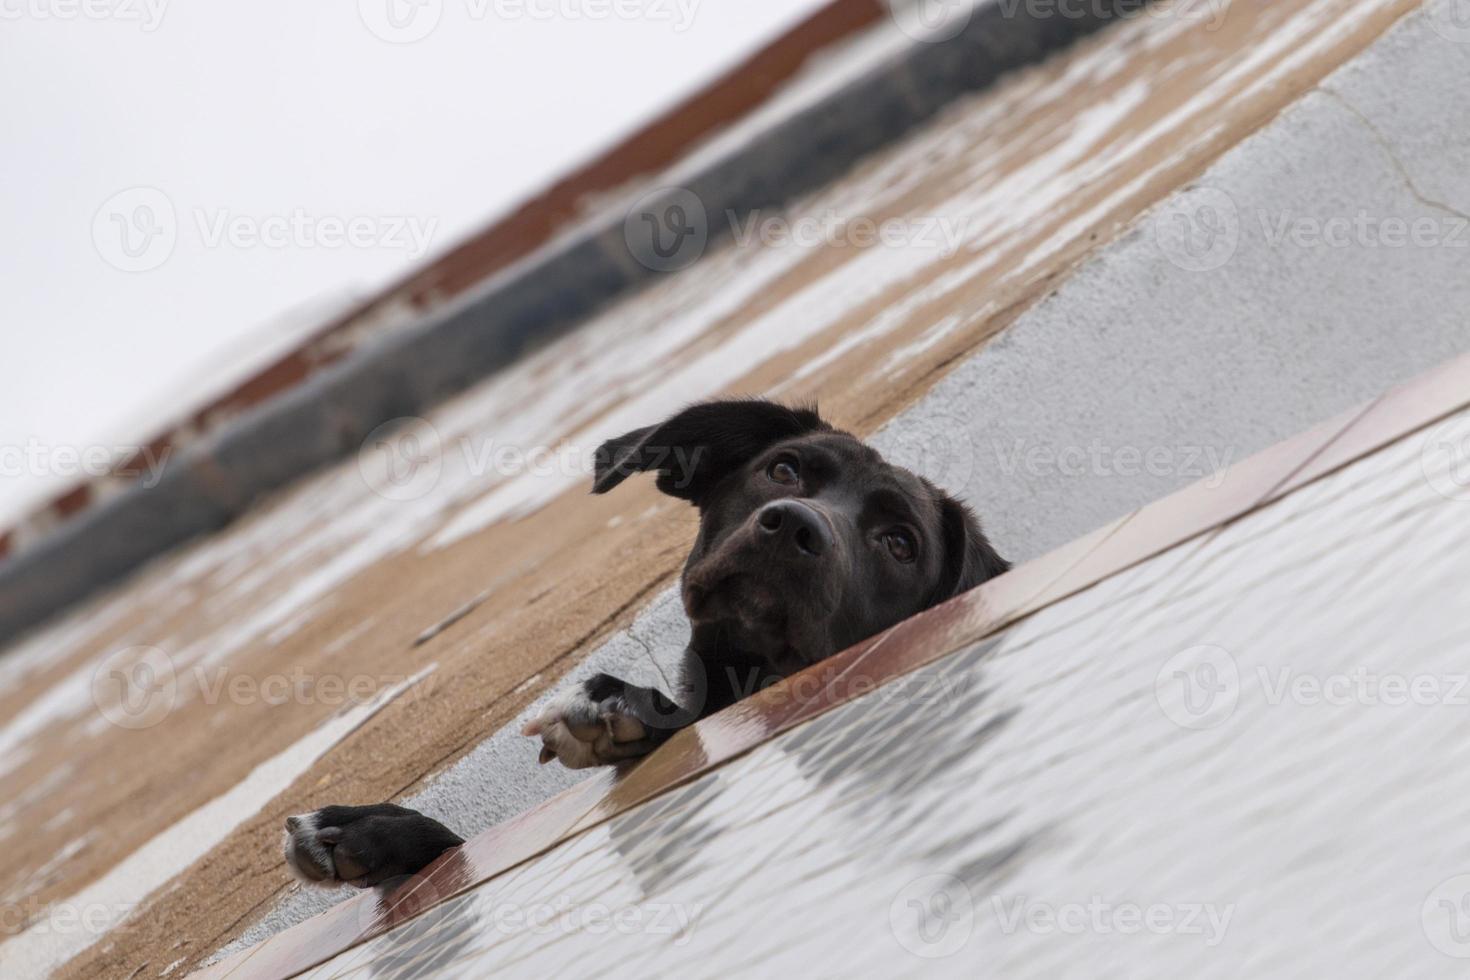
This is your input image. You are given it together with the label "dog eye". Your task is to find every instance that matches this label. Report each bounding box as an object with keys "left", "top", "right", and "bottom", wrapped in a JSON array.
[
  {"left": 883, "top": 530, "right": 917, "bottom": 563},
  {"left": 767, "top": 457, "right": 800, "bottom": 485}
]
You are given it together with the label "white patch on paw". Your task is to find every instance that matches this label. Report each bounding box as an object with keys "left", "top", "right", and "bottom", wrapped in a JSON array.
[
  {"left": 603, "top": 707, "right": 647, "bottom": 743},
  {"left": 283, "top": 811, "right": 338, "bottom": 886},
  {"left": 526, "top": 686, "right": 651, "bottom": 768},
  {"left": 538, "top": 719, "right": 602, "bottom": 769}
]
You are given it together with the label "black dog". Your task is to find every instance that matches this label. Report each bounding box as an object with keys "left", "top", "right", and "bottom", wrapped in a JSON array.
[{"left": 283, "top": 400, "right": 1007, "bottom": 887}]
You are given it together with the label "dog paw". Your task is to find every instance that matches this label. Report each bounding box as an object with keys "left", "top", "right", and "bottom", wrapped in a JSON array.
[
  {"left": 283, "top": 804, "right": 463, "bottom": 889},
  {"left": 522, "top": 676, "right": 656, "bottom": 769}
]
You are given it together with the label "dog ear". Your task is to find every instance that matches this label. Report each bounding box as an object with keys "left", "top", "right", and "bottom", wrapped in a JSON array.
[
  {"left": 592, "top": 399, "right": 828, "bottom": 505},
  {"left": 931, "top": 492, "right": 1009, "bottom": 602}
]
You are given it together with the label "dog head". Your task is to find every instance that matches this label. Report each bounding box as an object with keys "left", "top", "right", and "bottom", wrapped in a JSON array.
[{"left": 594, "top": 400, "right": 1008, "bottom": 672}]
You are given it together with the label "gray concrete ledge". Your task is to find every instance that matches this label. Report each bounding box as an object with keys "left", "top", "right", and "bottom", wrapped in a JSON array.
[{"left": 213, "top": 2, "right": 1470, "bottom": 960}]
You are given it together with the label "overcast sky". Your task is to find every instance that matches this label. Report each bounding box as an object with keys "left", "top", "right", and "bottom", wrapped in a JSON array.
[{"left": 0, "top": 0, "right": 832, "bottom": 525}]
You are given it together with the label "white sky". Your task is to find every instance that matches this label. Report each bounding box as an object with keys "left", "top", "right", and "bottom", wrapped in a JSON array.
[{"left": 0, "top": 0, "right": 833, "bottom": 525}]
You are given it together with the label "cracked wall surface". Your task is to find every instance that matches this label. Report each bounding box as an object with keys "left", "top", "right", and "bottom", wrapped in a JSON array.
[
  {"left": 213, "top": 0, "right": 1470, "bottom": 964},
  {"left": 4, "top": 1, "right": 1464, "bottom": 976},
  {"left": 889, "top": 0, "right": 1470, "bottom": 560}
]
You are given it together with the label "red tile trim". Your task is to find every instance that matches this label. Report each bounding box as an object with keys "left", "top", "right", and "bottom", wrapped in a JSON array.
[
  {"left": 197, "top": 775, "right": 614, "bottom": 980},
  {"left": 195, "top": 349, "right": 1470, "bottom": 979}
]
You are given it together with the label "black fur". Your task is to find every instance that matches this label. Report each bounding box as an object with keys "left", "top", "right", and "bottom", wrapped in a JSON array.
[
  {"left": 283, "top": 804, "right": 462, "bottom": 889},
  {"left": 285, "top": 400, "right": 1007, "bottom": 886}
]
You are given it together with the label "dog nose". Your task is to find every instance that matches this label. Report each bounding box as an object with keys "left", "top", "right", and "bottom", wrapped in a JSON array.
[
  {"left": 756, "top": 500, "right": 832, "bottom": 557},
  {"left": 285, "top": 815, "right": 302, "bottom": 833}
]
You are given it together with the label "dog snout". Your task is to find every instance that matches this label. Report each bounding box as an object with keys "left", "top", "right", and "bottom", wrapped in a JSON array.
[{"left": 755, "top": 500, "right": 832, "bottom": 557}]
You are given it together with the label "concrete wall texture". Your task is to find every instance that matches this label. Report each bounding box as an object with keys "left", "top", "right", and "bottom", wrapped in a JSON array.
[
  {"left": 214, "top": 0, "right": 1470, "bottom": 958},
  {"left": 886, "top": 0, "right": 1470, "bottom": 559}
]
